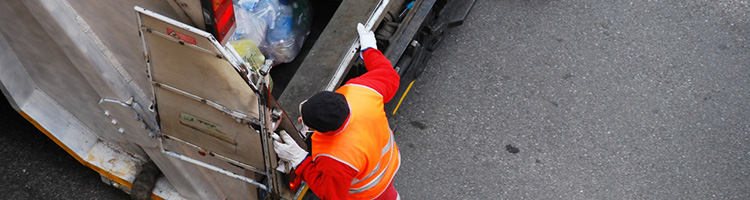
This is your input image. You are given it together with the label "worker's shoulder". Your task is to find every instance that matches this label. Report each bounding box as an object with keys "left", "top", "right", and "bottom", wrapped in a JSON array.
[{"left": 339, "top": 83, "right": 383, "bottom": 97}]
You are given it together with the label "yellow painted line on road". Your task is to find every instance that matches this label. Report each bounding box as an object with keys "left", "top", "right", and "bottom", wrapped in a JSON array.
[{"left": 392, "top": 81, "right": 416, "bottom": 115}]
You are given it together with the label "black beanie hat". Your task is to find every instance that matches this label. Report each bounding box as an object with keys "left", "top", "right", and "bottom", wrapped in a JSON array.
[{"left": 301, "top": 91, "right": 350, "bottom": 132}]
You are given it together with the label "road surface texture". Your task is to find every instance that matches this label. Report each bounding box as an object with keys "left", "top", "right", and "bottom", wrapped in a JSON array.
[
  {"left": 391, "top": 0, "right": 749, "bottom": 199},
  {"left": 1, "top": 0, "right": 749, "bottom": 199},
  {"left": 0, "top": 94, "right": 129, "bottom": 199}
]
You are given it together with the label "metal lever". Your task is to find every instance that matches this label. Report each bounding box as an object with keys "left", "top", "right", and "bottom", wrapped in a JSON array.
[{"left": 99, "top": 97, "right": 159, "bottom": 138}]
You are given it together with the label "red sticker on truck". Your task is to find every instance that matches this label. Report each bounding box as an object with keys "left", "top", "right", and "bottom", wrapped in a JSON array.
[{"left": 166, "top": 28, "right": 197, "bottom": 45}]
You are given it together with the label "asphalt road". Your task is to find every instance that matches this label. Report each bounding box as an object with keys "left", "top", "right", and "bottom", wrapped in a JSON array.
[
  {"left": 0, "top": 95, "right": 129, "bottom": 199},
  {"left": 391, "top": 0, "right": 750, "bottom": 199},
  {"left": 1, "top": 0, "right": 749, "bottom": 199}
]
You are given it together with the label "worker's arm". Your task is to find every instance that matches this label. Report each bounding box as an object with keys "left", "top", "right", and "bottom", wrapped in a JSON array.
[
  {"left": 346, "top": 46, "right": 401, "bottom": 103},
  {"left": 345, "top": 23, "right": 400, "bottom": 102},
  {"left": 273, "top": 131, "right": 355, "bottom": 199},
  {"left": 294, "top": 156, "right": 357, "bottom": 200}
]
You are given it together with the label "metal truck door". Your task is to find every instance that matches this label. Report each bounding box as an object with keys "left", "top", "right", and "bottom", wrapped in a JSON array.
[
  {"left": 135, "top": 6, "right": 305, "bottom": 198},
  {"left": 138, "top": 5, "right": 264, "bottom": 168}
]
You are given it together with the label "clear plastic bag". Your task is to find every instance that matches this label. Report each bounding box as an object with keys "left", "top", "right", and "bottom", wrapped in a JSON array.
[
  {"left": 231, "top": 0, "right": 269, "bottom": 44},
  {"left": 264, "top": 0, "right": 311, "bottom": 64},
  {"left": 231, "top": 0, "right": 312, "bottom": 65}
]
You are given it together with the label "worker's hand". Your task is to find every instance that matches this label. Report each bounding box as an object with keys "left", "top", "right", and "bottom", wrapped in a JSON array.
[
  {"left": 357, "top": 23, "right": 377, "bottom": 57},
  {"left": 272, "top": 130, "right": 308, "bottom": 169}
]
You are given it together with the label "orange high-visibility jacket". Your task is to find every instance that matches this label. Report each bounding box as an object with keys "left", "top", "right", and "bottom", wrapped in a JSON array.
[{"left": 311, "top": 83, "right": 401, "bottom": 199}]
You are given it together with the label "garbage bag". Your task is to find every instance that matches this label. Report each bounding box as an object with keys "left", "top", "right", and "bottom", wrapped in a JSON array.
[
  {"left": 264, "top": 0, "right": 312, "bottom": 64},
  {"left": 231, "top": 0, "right": 270, "bottom": 44},
  {"left": 229, "top": 39, "right": 265, "bottom": 70},
  {"left": 231, "top": 0, "right": 311, "bottom": 65}
]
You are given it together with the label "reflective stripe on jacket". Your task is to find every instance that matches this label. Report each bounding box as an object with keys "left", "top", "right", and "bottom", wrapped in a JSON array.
[{"left": 312, "top": 84, "right": 401, "bottom": 200}]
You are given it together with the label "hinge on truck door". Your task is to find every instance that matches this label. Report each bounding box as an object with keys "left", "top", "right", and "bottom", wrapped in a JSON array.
[{"left": 99, "top": 97, "right": 160, "bottom": 138}]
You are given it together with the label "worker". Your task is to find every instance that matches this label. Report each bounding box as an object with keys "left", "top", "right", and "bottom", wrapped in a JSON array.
[{"left": 272, "top": 23, "right": 401, "bottom": 200}]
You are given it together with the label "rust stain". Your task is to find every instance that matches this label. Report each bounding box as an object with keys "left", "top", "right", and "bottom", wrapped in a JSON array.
[{"left": 106, "top": 158, "right": 132, "bottom": 177}]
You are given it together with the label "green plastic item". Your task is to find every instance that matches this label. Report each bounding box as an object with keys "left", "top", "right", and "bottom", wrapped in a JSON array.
[
  {"left": 230, "top": 39, "right": 273, "bottom": 90},
  {"left": 230, "top": 39, "right": 266, "bottom": 70}
]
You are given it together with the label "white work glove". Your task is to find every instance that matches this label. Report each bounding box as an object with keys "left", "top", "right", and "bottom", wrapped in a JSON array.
[
  {"left": 272, "top": 130, "right": 308, "bottom": 169},
  {"left": 357, "top": 23, "right": 377, "bottom": 59}
]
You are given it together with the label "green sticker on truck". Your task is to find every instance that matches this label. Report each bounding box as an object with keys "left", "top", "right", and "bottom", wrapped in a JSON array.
[{"left": 179, "top": 112, "right": 237, "bottom": 145}]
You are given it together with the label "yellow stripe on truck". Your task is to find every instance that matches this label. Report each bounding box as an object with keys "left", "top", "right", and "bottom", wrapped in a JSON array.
[
  {"left": 18, "top": 111, "right": 165, "bottom": 200},
  {"left": 392, "top": 81, "right": 416, "bottom": 115}
]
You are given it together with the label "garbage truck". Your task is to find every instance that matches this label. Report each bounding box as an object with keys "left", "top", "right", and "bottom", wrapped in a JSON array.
[{"left": 0, "top": 0, "right": 474, "bottom": 199}]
